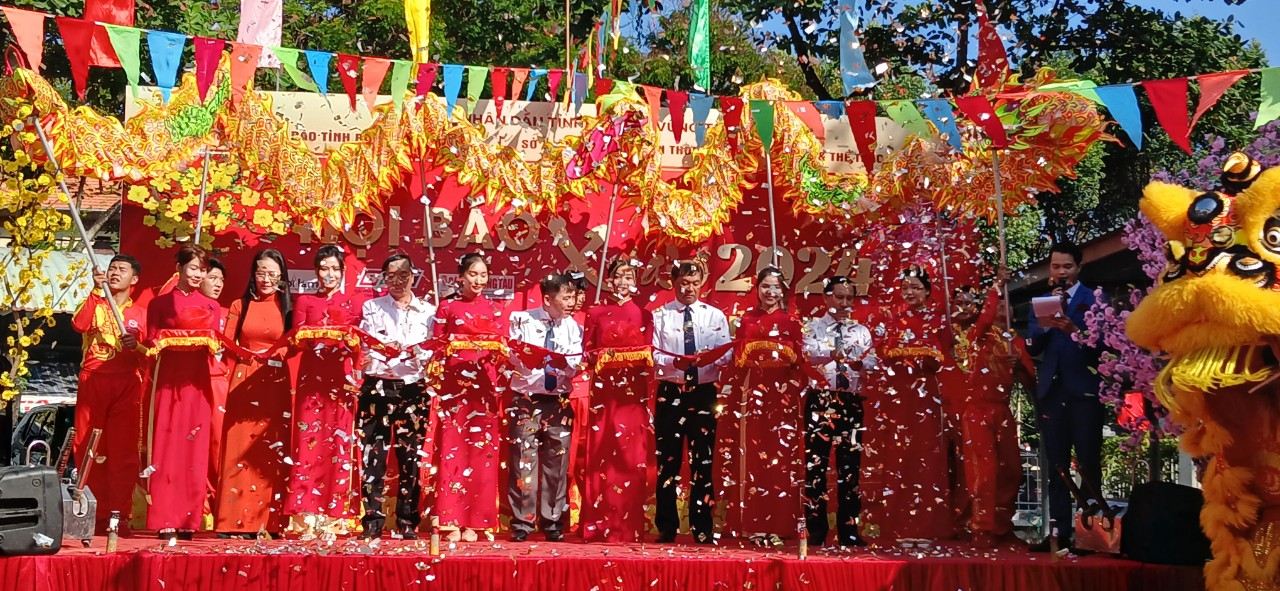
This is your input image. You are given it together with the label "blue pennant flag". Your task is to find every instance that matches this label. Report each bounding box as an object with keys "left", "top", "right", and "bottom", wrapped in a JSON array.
[
  {"left": 442, "top": 64, "right": 464, "bottom": 117},
  {"left": 527, "top": 68, "right": 547, "bottom": 101},
  {"left": 815, "top": 100, "right": 844, "bottom": 120},
  {"left": 147, "top": 30, "right": 186, "bottom": 104},
  {"left": 918, "top": 99, "right": 964, "bottom": 151},
  {"left": 690, "top": 93, "right": 715, "bottom": 147},
  {"left": 305, "top": 51, "right": 333, "bottom": 97},
  {"left": 1095, "top": 84, "right": 1144, "bottom": 150},
  {"left": 839, "top": 12, "right": 875, "bottom": 96}
]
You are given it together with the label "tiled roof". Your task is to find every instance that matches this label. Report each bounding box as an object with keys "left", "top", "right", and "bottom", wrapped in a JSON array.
[{"left": 37, "top": 177, "right": 123, "bottom": 212}]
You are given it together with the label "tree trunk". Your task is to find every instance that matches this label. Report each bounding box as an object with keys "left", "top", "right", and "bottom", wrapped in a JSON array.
[{"left": 779, "top": 3, "right": 834, "bottom": 101}]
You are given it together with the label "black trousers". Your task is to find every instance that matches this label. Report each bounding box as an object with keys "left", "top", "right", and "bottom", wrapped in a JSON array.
[
  {"left": 654, "top": 382, "right": 718, "bottom": 540},
  {"left": 1037, "top": 384, "right": 1104, "bottom": 538},
  {"left": 357, "top": 377, "right": 427, "bottom": 530},
  {"left": 804, "top": 388, "right": 863, "bottom": 546}
]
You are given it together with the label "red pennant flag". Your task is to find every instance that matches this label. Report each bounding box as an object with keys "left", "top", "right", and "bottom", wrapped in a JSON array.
[
  {"left": 548, "top": 69, "right": 564, "bottom": 102},
  {"left": 416, "top": 62, "right": 438, "bottom": 97},
  {"left": 784, "top": 101, "right": 826, "bottom": 142},
  {"left": 56, "top": 17, "right": 97, "bottom": 100},
  {"left": 2, "top": 8, "right": 46, "bottom": 73},
  {"left": 511, "top": 68, "right": 530, "bottom": 102},
  {"left": 490, "top": 67, "right": 510, "bottom": 118},
  {"left": 667, "top": 90, "right": 689, "bottom": 142},
  {"left": 1191, "top": 70, "right": 1250, "bottom": 135},
  {"left": 84, "top": 0, "right": 133, "bottom": 68},
  {"left": 193, "top": 37, "right": 225, "bottom": 103},
  {"left": 595, "top": 77, "right": 614, "bottom": 97},
  {"left": 228, "top": 43, "right": 262, "bottom": 106},
  {"left": 954, "top": 96, "right": 1009, "bottom": 148},
  {"left": 641, "top": 86, "right": 662, "bottom": 130},
  {"left": 721, "top": 97, "right": 745, "bottom": 151},
  {"left": 362, "top": 57, "right": 391, "bottom": 112},
  {"left": 974, "top": 0, "right": 1009, "bottom": 90},
  {"left": 844, "top": 100, "right": 878, "bottom": 173},
  {"left": 1143, "top": 77, "right": 1192, "bottom": 154},
  {"left": 336, "top": 54, "right": 360, "bottom": 110}
]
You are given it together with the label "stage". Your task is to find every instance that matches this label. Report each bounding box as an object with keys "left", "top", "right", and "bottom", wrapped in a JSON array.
[{"left": 0, "top": 535, "right": 1203, "bottom": 591}]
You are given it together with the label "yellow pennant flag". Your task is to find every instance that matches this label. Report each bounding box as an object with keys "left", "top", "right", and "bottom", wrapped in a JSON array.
[{"left": 405, "top": 0, "right": 431, "bottom": 62}]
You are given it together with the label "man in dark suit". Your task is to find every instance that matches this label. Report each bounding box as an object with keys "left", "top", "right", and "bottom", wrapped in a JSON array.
[{"left": 1025, "top": 241, "right": 1104, "bottom": 551}]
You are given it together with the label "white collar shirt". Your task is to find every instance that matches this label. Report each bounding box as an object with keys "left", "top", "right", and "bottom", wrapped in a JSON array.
[
  {"left": 803, "top": 313, "right": 876, "bottom": 393},
  {"left": 508, "top": 307, "right": 583, "bottom": 396},
  {"left": 359, "top": 294, "right": 436, "bottom": 382},
  {"left": 651, "top": 299, "right": 732, "bottom": 385}
]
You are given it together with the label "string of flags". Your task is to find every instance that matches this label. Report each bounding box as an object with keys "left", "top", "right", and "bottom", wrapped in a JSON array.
[{"left": 3, "top": 4, "right": 1280, "bottom": 175}]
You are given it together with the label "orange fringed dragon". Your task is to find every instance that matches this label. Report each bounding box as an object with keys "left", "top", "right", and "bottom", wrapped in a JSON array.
[{"left": 1128, "top": 153, "right": 1280, "bottom": 591}]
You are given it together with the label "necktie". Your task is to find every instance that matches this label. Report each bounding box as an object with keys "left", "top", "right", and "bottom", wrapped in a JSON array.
[
  {"left": 543, "top": 319, "right": 557, "bottom": 392},
  {"left": 683, "top": 307, "right": 698, "bottom": 385},
  {"left": 835, "top": 322, "right": 851, "bottom": 391}
]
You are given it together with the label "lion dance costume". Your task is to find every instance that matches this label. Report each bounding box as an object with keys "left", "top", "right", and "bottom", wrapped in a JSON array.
[{"left": 1128, "top": 153, "right": 1280, "bottom": 591}]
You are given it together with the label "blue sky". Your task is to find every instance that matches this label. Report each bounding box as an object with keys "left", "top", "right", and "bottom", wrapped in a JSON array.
[{"left": 1129, "top": 0, "right": 1277, "bottom": 63}]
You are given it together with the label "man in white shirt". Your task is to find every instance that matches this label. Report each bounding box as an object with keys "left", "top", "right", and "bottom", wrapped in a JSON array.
[
  {"left": 357, "top": 253, "right": 436, "bottom": 540},
  {"left": 506, "top": 273, "right": 584, "bottom": 542},
  {"left": 801, "top": 276, "right": 876, "bottom": 548},
  {"left": 651, "top": 261, "right": 731, "bottom": 544}
]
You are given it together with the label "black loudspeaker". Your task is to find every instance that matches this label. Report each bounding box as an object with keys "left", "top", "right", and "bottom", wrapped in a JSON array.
[
  {"left": 0, "top": 464, "right": 63, "bottom": 555},
  {"left": 1121, "top": 481, "right": 1210, "bottom": 565}
]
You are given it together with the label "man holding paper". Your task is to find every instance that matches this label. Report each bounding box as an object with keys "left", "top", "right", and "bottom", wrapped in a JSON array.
[{"left": 1025, "top": 241, "right": 1104, "bottom": 552}]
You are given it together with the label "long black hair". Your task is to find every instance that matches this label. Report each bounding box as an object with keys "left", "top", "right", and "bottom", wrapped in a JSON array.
[{"left": 235, "top": 249, "right": 294, "bottom": 342}]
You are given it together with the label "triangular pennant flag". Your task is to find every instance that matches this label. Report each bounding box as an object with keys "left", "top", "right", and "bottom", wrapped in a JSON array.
[
  {"left": 641, "top": 85, "right": 663, "bottom": 130},
  {"left": 526, "top": 69, "right": 546, "bottom": 101},
  {"left": 1041, "top": 80, "right": 1102, "bottom": 104},
  {"left": 572, "top": 72, "right": 589, "bottom": 113},
  {"left": 304, "top": 50, "right": 332, "bottom": 96},
  {"left": 844, "top": 100, "right": 878, "bottom": 172},
  {"left": 750, "top": 99, "right": 775, "bottom": 152},
  {"left": 1258, "top": 69, "right": 1280, "bottom": 130},
  {"left": 595, "top": 77, "right": 613, "bottom": 97},
  {"left": 442, "top": 64, "right": 464, "bottom": 117},
  {"left": 839, "top": 11, "right": 874, "bottom": 95},
  {"left": 721, "top": 97, "right": 745, "bottom": 151},
  {"left": 1191, "top": 70, "right": 1250, "bottom": 134},
  {"left": 667, "top": 90, "right": 689, "bottom": 142},
  {"left": 1096, "top": 84, "right": 1144, "bottom": 150},
  {"left": 2, "top": 8, "right": 46, "bottom": 73},
  {"left": 690, "top": 93, "right": 714, "bottom": 147},
  {"left": 362, "top": 57, "right": 391, "bottom": 112},
  {"left": 1143, "top": 77, "right": 1191, "bottom": 154},
  {"left": 491, "top": 67, "right": 510, "bottom": 117},
  {"left": 954, "top": 95, "right": 1009, "bottom": 148},
  {"left": 884, "top": 100, "right": 933, "bottom": 138},
  {"left": 548, "top": 69, "right": 564, "bottom": 103},
  {"left": 102, "top": 25, "right": 141, "bottom": 99},
  {"left": 228, "top": 43, "right": 262, "bottom": 106},
  {"left": 147, "top": 31, "right": 187, "bottom": 103},
  {"left": 416, "top": 62, "right": 439, "bottom": 97},
  {"left": 815, "top": 100, "right": 843, "bottom": 120},
  {"left": 784, "top": 101, "right": 825, "bottom": 142},
  {"left": 271, "top": 47, "right": 318, "bottom": 93},
  {"left": 465, "top": 65, "right": 488, "bottom": 115},
  {"left": 56, "top": 17, "right": 98, "bottom": 100},
  {"left": 511, "top": 68, "right": 530, "bottom": 102},
  {"left": 85, "top": 0, "right": 133, "bottom": 68},
  {"left": 390, "top": 60, "right": 413, "bottom": 113},
  {"left": 337, "top": 54, "right": 360, "bottom": 110},
  {"left": 599, "top": 80, "right": 634, "bottom": 112},
  {"left": 918, "top": 99, "right": 963, "bottom": 151},
  {"left": 194, "top": 37, "right": 226, "bottom": 102},
  {"left": 974, "top": 0, "right": 1010, "bottom": 90}
]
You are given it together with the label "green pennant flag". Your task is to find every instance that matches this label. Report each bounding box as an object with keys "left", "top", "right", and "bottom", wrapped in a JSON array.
[
  {"left": 390, "top": 60, "right": 413, "bottom": 113},
  {"left": 271, "top": 47, "right": 318, "bottom": 93},
  {"left": 598, "top": 79, "right": 637, "bottom": 113},
  {"left": 885, "top": 100, "right": 933, "bottom": 138},
  {"left": 1041, "top": 79, "right": 1102, "bottom": 104},
  {"left": 688, "top": 0, "right": 711, "bottom": 92},
  {"left": 465, "top": 65, "right": 488, "bottom": 115},
  {"left": 102, "top": 25, "right": 141, "bottom": 99},
  {"left": 1257, "top": 68, "right": 1280, "bottom": 129},
  {"left": 750, "top": 99, "right": 775, "bottom": 152}
]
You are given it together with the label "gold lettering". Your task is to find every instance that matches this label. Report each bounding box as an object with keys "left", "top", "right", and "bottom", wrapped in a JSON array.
[
  {"left": 387, "top": 206, "right": 401, "bottom": 248},
  {"left": 547, "top": 216, "right": 602, "bottom": 286},
  {"left": 496, "top": 211, "right": 539, "bottom": 251},
  {"left": 342, "top": 211, "right": 385, "bottom": 258},
  {"left": 426, "top": 207, "right": 454, "bottom": 250},
  {"left": 454, "top": 208, "right": 495, "bottom": 249}
]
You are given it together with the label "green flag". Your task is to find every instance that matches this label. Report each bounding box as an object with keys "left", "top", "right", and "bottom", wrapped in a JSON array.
[
  {"left": 750, "top": 99, "right": 775, "bottom": 152},
  {"left": 688, "top": 0, "right": 710, "bottom": 92},
  {"left": 103, "top": 25, "right": 141, "bottom": 99},
  {"left": 1041, "top": 79, "right": 1102, "bottom": 104},
  {"left": 390, "top": 60, "right": 413, "bottom": 113},
  {"left": 271, "top": 47, "right": 318, "bottom": 93},
  {"left": 885, "top": 100, "right": 933, "bottom": 138},
  {"left": 1257, "top": 68, "right": 1280, "bottom": 130},
  {"left": 466, "top": 65, "right": 488, "bottom": 115}
]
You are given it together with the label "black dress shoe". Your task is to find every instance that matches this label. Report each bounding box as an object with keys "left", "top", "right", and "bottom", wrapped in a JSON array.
[
  {"left": 398, "top": 528, "right": 419, "bottom": 540},
  {"left": 545, "top": 532, "right": 565, "bottom": 542},
  {"left": 1029, "top": 535, "right": 1071, "bottom": 553},
  {"left": 177, "top": 530, "right": 195, "bottom": 541},
  {"left": 693, "top": 532, "right": 715, "bottom": 545},
  {"left": 656, "top": 532, "right": 677, "bottom": 543},
  {"left": 838, "top": 537, "right": 868, "bottom": 548},
  {"left": 510, "top": 531, "right": 528, "bottom": 542},
  {"left": 361, "top": 514, "right": 386, "bottom": 540}
]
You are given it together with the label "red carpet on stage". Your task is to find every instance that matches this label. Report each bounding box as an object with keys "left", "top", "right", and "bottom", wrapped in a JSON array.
[{"left": 1, "top": 536, "right": 1203, "bottom": 591}]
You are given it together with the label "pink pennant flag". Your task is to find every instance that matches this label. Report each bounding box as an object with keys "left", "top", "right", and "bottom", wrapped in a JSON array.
[
  {"left": 362, "top": 57, "right": 391, "bottom": 112},
  {"left": 844, "top": 100, "right": 878, "bottom": 172},
  {"left": 1, "top": 7, "right": 45, "bottom": 72},
  {"left": 954, "top": 96, "right": 1009, "bottom": 148},
  {"left": 491, "top": 67, "right": 510, "bottom": 118},
  {"left": 1143, "top": 77, "right": 1192, "bottom": 154},
  {"left": 1191, "top": 70, "right": 1250, "bottom": 135},
  {"left": 547, "top": 69, "right": 564, "bottom": 102},
  {"left": 666, "top": 90, "right": 689, "bottom": 142},
  {"left": 194, "top": 37, "right": 226, "bottom": 102},
  {"left": 784, "top": 101, "right": 826, "bottom": 142},
  {"left": 416, "top": 62, "right": 438, "bottom": 97}
]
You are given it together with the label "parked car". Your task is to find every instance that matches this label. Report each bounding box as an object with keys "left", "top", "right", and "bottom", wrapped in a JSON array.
[{"left": 9, "top": 403, "right": 75, "bottom": 474}]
